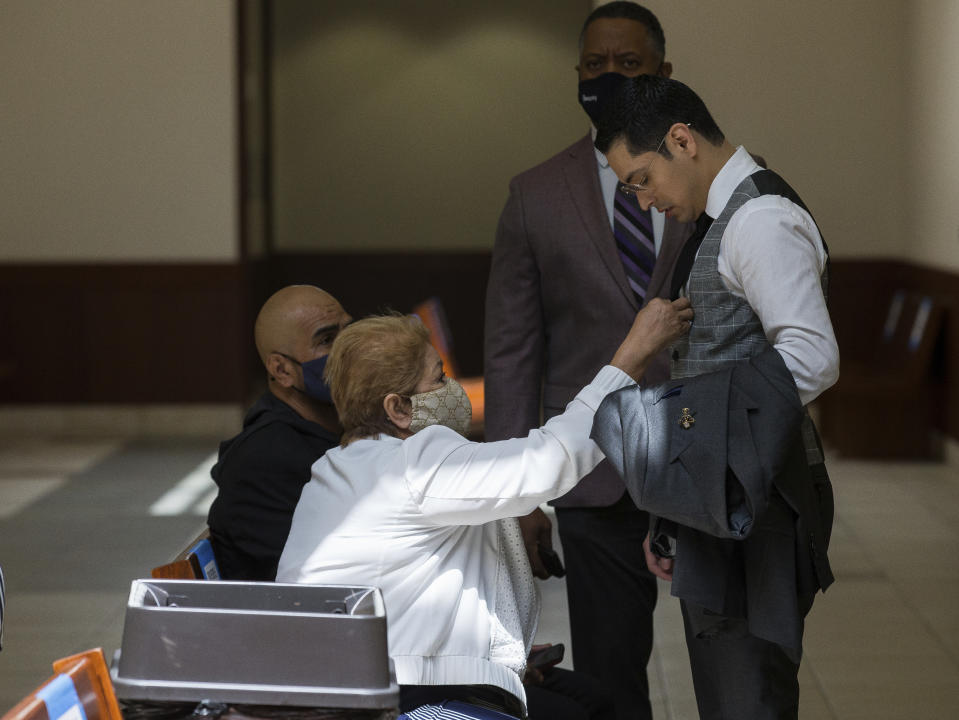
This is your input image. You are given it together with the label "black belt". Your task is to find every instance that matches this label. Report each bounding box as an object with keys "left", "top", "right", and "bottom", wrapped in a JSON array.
[{"left": 399, "top": 684, "right": 525, "bottom": 718}]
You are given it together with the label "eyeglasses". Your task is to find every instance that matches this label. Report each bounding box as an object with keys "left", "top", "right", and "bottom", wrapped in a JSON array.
[{"left": 617, "top": 123, "right": 690, "bottom": 196}]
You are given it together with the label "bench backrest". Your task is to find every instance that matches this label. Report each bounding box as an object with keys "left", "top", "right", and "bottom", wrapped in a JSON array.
[
  {"left": 151, "top": 530, "right": 220, "bottom": 580},
  {"left": 2, "top": 649, "right": 122, "bottom": 720},
  {"left": 875, "top": 290, "right": 945, "bottom": 382}
]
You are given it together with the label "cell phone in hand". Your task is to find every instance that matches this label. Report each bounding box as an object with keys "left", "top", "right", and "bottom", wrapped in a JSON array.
[
  {"left": 528, "top": 643, "right": 565, "bottom": 669},
  {"left": 538, "top": 545, "right": 566, "bottom": 578}
]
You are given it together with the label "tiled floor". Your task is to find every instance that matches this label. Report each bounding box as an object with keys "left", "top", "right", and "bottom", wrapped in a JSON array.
[
  {"left": 1, "top": 432, "right": 958, "bottom": 718},
  {"left": 536, "top": 452, "right": 959, "bottom": 719}
]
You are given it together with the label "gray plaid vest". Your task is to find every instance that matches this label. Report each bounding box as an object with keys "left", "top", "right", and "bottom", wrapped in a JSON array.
[{"left": 671, "top": 169, "right": 828, "bottom": 464}]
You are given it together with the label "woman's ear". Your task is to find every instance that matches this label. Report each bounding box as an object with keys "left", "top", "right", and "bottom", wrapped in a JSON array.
[{"left": 383, "top": 393, "right": 412, "bottom": 430}]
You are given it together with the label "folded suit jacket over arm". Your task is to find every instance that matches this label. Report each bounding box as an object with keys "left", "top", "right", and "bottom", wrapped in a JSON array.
[
  {"left": 591, "top": 345, "right": 803, "bottom": 539},
  {"left": 590, "top": 346, "right": 834, "bottom": 654}
]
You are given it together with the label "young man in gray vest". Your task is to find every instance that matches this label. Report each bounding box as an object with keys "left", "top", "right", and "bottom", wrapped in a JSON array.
[{"left": 595, "top": 75, "right": 839, "bottom": 719}]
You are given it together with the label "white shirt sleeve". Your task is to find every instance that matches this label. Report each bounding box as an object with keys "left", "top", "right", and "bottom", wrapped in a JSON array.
[
  {"left": 718, "top": 196, "right": 839, "bottom": 405},
  {"left": 402, "top": 365, "right": 634, "bottom": 525}
]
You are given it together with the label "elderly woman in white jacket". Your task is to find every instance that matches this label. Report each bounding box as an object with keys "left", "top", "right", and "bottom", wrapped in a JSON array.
[{"left": 276, "top": 297, "right": 692, "bottom": 720}]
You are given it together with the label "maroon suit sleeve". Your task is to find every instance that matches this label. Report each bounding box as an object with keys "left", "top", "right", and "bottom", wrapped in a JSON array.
[{"left": 483, "top": 177, "right": 546, "bottom": 442}]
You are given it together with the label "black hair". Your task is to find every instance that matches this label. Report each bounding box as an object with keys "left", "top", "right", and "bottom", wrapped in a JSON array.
[
  {"left": 580, "top": 2, "right": 665, "bottom": 59},
  {"left": 594, "top": 75, "right": 725, "bottom": 157}
]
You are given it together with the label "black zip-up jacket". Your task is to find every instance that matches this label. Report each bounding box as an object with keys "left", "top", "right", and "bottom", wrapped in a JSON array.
[{"left": 207, "top": 391, "right": 339, "bottom": 581}]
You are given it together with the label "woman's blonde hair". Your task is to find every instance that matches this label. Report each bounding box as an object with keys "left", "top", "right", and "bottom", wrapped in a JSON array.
[{"left": 325, "top": 313, "right": 431, "bottom": 445}]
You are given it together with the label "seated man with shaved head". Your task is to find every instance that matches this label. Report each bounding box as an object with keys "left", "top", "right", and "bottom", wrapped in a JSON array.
[{"left": 207, "top": 285, "right": 352, "bottom": 580}]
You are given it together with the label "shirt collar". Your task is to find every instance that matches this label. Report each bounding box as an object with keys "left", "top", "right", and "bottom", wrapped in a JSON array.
[
  {"left": 590, "top": 125, "right": 610, "bottom": 169},
  {"left": 705, "top": 145, "right": 760, "bottom": 218}
]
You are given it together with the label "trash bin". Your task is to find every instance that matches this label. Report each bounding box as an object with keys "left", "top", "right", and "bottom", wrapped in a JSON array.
[{"left": 111, "top": 580, "right": 398, "bottom": 719}]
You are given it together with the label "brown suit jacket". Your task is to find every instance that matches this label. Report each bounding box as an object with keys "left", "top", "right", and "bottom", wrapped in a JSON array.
[{"left": 484, "top": 133, "right": 694, "bottom": 507}]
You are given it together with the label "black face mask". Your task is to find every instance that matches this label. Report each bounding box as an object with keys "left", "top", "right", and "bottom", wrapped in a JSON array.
[{"left": 577, "top": 72, "right": 630, "bottom": 126}]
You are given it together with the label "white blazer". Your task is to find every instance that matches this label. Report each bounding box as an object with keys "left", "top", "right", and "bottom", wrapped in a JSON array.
[{"left": 276, "top": 365, "right": 632, "bottom": 708}]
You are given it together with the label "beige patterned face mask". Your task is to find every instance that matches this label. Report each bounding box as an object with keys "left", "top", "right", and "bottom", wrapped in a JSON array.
[{"left": 408, "top": 377, "right": 472, "bottom": 437}]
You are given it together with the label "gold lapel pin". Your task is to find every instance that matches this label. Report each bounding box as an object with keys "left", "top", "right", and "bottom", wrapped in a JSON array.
[{"left": 679, "top": 408, "right": 695, "bottom": 429}]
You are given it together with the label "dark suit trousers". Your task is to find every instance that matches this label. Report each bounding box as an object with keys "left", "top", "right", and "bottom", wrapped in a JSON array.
[
  {"left": 525, "top": 667, "right": 615, "bottom": 720},
  {"left": 681, "top": 601, "right": 802, "bottom": 720},
  {"left": 555, "top": 493, "right": 657, "bottom": 720}
]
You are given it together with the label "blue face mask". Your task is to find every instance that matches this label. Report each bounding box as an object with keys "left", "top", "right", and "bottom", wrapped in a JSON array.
[
  {"left": 279, "top": 353, "right": 333, "bottom": 404},
  {"left": 300, "top": 354, "right": 333, "bottom": 403},
  {"left": 577, "top": 71, "right": 630, "bottom": 126}
]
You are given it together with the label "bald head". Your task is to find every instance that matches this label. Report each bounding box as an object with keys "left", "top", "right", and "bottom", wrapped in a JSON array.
[{"left": 254, "top": 285, "right": 351, "bottom": 368}]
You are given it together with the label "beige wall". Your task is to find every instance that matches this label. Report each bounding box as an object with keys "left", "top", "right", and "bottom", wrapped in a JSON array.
[
  {"left": 905, "top": 0, "right": 959, "bottom": 272},
  {"left": 0, "top": 0, "right": 238, "bottom": 262},
  {"left": 272, "top": 0, "right": 926, "bottom": 260},
  {"left": 271, "top": 0, "right": 591, "bottom": 252},
  {"left": 3, "top": 1, "right": 956, "bottom": 270}
]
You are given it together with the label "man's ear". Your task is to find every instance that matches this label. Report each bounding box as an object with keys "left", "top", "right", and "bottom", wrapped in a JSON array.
[
  {"left": 267, "top": 352, "right": 297, "bottom": 388},
  {"left": 659, "top": 61, "right": 673, "bottom": 78},
  {"left": 383, "top": 393, "right": 412, "bottom": 430},
  {"left": 669, "top": 122, "right": 696, "bottom": 157}
]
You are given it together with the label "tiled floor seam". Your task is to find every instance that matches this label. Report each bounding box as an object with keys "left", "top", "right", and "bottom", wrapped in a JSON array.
[{"left": 800, "top": 646, "right": 842, "bottom": 720}]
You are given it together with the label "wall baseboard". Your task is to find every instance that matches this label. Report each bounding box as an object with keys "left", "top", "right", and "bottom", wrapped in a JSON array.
[
  {"left": 260, "top": 252, "right": 492, "bottom": 377},
  {"left": 2, "top": 255, "right": 956, "bottom": 450},
  {"left": 0, "top": 263, "right": 252, "bottom": 403}
]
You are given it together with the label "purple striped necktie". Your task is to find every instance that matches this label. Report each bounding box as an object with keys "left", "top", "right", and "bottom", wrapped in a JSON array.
[{"left": 613, "top": 187, "right": 656, "bottom": 304}]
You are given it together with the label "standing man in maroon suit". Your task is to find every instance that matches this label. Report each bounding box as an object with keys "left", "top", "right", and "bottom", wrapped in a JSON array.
[{"left": 484, "top": 4, "right": 693, "bottom": 719}]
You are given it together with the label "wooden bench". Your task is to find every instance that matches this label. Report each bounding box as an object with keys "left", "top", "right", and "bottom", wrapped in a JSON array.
[
  {"left": 1, "top": 649, "right": 122, "bottom": 720},
  {"left": 818, "top": 289, "right": 946, "bottom": 458}
]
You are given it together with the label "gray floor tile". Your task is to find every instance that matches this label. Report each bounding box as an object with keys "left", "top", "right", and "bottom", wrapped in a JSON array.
[
  {"left": 797, "top": 661, "right": 836, "bottom": 720},
  {"left": 0, "top": 477, "right": 66, "bottom": 519},
  {"left": 2, "top": 434, "right": 959, "bottom": 719},
  {"left": 822, "top": 684, "right": 959, "bottom": 720},
  {"left": 0, "top": 439, "right": 122, "bottom": 477},
  {"left": 0, "top": 438, "right": 215, "bottom": 711}
]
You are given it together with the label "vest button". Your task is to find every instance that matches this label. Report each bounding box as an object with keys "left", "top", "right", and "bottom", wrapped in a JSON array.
[{"left": 672, "top": 350, "right": 680, "bottom": 361}]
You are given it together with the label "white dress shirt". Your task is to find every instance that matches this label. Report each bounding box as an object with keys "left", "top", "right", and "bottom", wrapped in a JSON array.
[{"left": 705, "top": 146, "right": 839, "bottom": 404}]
